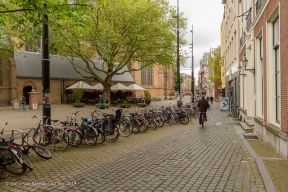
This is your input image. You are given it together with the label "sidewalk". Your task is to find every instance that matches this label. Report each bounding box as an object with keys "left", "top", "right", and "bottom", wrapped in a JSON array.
[{"left": 0, "top": 98, "right": 182, "bottom": 133}]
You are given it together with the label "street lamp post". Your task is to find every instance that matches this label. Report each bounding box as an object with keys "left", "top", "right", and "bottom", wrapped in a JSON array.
[
  {"left": 190, "top": 25, "right": 194, "bottom": 103},
  {"left": 42, "top": 4, "right": 51, "bottom": 124},
  {"left": 176, "top": 0, "right": 181, "bottom": 107}
]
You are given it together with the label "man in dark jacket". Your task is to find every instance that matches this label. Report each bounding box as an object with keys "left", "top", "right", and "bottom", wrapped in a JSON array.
[{"left": 197, "top": 96, "right": 209, "bottom": 124}]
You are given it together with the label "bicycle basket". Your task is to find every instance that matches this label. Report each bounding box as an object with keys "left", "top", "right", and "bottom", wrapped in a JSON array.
[
  {"left": 115, "top": 109, "right": 122, "bottom": 120},
  {"left": 108, "top": 116, "right": 116, "bottom": 135},
  {"left": 82, "top": 118, "right": 92, "bottom": 124}
]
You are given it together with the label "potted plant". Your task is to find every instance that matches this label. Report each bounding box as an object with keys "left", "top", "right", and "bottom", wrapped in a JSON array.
[
  {"left": 119, "top": 100, "right": 131, "bottom": 108},
  {"left": 72, "top": 88, "right": 85, "bottom": 107},
  {"left": 144, "top": 90, "right": 151, "bottom": 105},
  {"left": 137, "top": 102, "right": 147, "bottom": 107}
]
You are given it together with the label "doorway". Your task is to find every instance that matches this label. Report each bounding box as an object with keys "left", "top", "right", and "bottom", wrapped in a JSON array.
[{"left": 23, "top": 86, "right": 32, "bottom": 104}]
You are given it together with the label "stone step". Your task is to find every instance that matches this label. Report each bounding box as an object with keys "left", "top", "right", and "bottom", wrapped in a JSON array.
[{"left": 240, "top": 122, "right": 254, "bottom": 133}]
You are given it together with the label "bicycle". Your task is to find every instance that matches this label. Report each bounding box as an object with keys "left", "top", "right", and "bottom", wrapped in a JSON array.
[
  {"left": 199, "top": 112, "right": 206, "bottom": 128},
  {"left": 227, "top": 103, "right": 239, "bottom": 118},
  {"left": 0, "top": 123, "right": 27, "bottom": 175},
  {"left": 59, "top": 111, "right": 83, "bottom": 147},
  {"left": 30, "top": 115, "right": 69, "bottom": 151}
]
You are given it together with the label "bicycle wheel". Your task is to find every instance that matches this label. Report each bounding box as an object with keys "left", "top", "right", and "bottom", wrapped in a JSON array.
[
  {"left": 165, "top": 116, "right": 173, "bottom": 126},
  {"left": 119, "top": 120, "right": 132, "bottom": 137},
  {"left": 180, "top": 115, "right": 189, "bottom": 125},
  {"left": 96, "top": 132, "right": 105, "bottom": 144},
  {"left": 32, "top": 145, "right": 52, "bottom": 159},
  {"left": 1, "top": 149, "right": 27, "bottom": 175},
  {"left": 139, "top": 122, "right": 148, "bottom": 132},
  {"left": 233, "top": 110, "right": 239, "bottom": 118},
  {"left": 82, "top": 126, "right": 98, "bottom": 145},
  {"left": 156, "top": 115, "right": 165, "bottom": 127},
  {"left": 106, "top": 125, "right": 120, "bottom": 142},
  {"left": 171, "top": 113, "right": 178, "bottom": 125},
  {"left": 192, "top": 109, "right": 199, "bottom": 118},
  {"left": 53, "top": 129, "right": 69, "bottom": 151},
  {"left": 201, "top": 116, "right": 204, "bottom": 128},
  {"left": 145, "top": 117, "right": 156, "bottom": 130},
  {"left": 132, "top": 123, "right": 140, "bottom": 134},
  {"left": 29, "top": 128, "right": 45, "bottom": 145},
  {"left": 13, "top": 147, "right": 33, "bottom": 170},
  {"left": 67, "top": 130, "right": 82, "bottom": 147}
]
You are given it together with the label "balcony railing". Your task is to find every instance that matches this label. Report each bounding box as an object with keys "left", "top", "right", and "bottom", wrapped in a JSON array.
[
  {"left": 246, "top": 8, "right": 252, "bottom": 31},
  {"left": 240, "top": 32, "right": 246, "bottom": 49},
  {"left": 256, "top": 0, "right": 262, "bottom": 14}
]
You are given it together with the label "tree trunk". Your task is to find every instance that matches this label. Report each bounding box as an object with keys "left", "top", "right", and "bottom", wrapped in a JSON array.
[{"left": 102, "top": 77, "right": 112, "bottom": 105}]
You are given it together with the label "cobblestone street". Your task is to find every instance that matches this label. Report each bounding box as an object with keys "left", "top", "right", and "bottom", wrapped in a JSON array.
[{"left": 0, "top": 98, "right": 266, "bottom": 191}]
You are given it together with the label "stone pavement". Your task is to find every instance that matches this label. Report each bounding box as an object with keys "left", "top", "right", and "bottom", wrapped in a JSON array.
[{"left": 0, "top": 97, "right": 268, "bottom": 191}]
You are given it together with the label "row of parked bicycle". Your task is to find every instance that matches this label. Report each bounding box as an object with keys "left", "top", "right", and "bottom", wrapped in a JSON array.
[{"left": 0, "top": 103, "right": 200, "bottom": 177}]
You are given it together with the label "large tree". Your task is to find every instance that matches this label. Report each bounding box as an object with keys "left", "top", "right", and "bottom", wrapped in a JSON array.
[
  {"left": 207, "top": 46, "right": 222, "bottom": 88},
  {"left": 2, "top": 0, "right": 187, "bottom": 101}
]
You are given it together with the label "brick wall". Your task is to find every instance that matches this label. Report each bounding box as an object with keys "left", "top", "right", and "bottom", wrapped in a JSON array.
[
  {"left": 254, "top": 0, "right": 287, "bottom": 131},
  {"left": 280, "top": 0, "right": 288, "bottom": 131}
]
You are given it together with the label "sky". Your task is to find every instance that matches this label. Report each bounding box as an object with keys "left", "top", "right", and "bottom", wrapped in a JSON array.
[{"left": 168, "top": 0, "right": 224, "bottom": 84}]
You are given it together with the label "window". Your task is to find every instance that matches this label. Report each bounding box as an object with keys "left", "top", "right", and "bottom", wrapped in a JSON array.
[
  {"left": 141, "top": 62, "right": 152, "bottom": 86},
  {"left": 273, "top": 17, "right": 280, "bottom": 122},
  {"left": 260, "top": 37, "right": 264, "bottom": 116}
]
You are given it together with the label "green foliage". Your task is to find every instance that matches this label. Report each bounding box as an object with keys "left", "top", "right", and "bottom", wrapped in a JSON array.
[
  {"left": 207, "top": 46, "right": 222, "bottom": 87},
  {"left": 137, "top": 102, "right": 147, "bottom": 107},
  {"left": 144, "top": 90, "right": 151, "bottom": 101},
  {"left": 119, "top": 102, "right": 131, "bottom": 108},
  {"left": 72, "top": 88, "right": 84, "bottom": 102},
  {"left": 72, "top": 101, "right": 85, "bottom": 107},
  {"left": 1, "top": 0, "right": 188, "bottom": 100}
]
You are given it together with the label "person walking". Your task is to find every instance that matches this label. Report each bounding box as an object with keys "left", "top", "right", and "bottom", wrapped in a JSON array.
[
  {"left": 197, "top": 96, "right": 210, "bottom": 124},
  {"left": 206, "top": 96, "right": 210, "bottom": 105},
  {"left": 98, "top": 94, "right": 106, "bottom": 110},
  {"left": 210, "top": 96, "right": 214, "bottom": 104},
  {"left": 21, "top": 95, "right": 27, "bottom": 112}
]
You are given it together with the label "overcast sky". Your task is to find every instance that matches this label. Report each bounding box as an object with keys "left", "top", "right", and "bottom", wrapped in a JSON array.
[{"left": 168, "top": 0, "right": 224, "bottom": 83}]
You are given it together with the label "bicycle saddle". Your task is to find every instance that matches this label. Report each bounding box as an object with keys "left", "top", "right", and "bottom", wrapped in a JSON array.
[
  {"left": 103, "top": 114, "right": 114, "bottom": 117},
  {"left": 60, "top": 121, "right": 69, "bottom": 125}
]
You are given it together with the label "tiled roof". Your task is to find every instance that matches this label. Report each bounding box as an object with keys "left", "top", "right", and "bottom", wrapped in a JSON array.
[{"left": 14, "top": 50, "right": 134, "bottom": 83}]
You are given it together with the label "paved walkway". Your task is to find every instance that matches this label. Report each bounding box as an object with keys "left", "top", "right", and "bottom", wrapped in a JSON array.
[{"left": 0, "top": 97, "right": 268, "bottom": 191}]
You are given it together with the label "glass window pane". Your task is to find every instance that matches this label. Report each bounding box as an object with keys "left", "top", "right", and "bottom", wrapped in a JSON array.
[
  {"left": 277, "top": 73, "right": 280, "bottom": 95},
  {"left": 276, "top": 97, "right": 280, "bottom": 121},
  {"left": 273, "top": 18, "right": 279, "bottom": 46},
  {"left": 276, "top": 49, "right": 280, "bottom": 71}
]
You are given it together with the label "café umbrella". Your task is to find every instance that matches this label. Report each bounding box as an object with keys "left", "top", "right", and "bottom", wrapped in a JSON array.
[
  {"left": 111, "top": 83, "right": 129, "bottom": 91},
  {"left": 92, "top": 83, "right": 104, "bottom": 90},
  {"left": 65, "top": 81, "right": 93, "bottom": 90}
]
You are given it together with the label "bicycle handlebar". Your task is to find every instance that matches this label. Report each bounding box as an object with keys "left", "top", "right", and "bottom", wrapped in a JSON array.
[{"left": 0, "top": 122, "right": 8, "bottom": 135}]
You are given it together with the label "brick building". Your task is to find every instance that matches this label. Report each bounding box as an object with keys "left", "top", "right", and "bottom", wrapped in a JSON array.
[
  {"left": 0, "top": 50, "right": 175, "bottom": 105},
  {"left": 221, "top": 0, "right": 288, "bottom": 157}
]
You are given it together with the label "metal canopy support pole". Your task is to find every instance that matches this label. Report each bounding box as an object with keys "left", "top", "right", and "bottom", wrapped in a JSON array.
[{"left": 42, "top": 4, "right": 51, "bottom": 124}]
